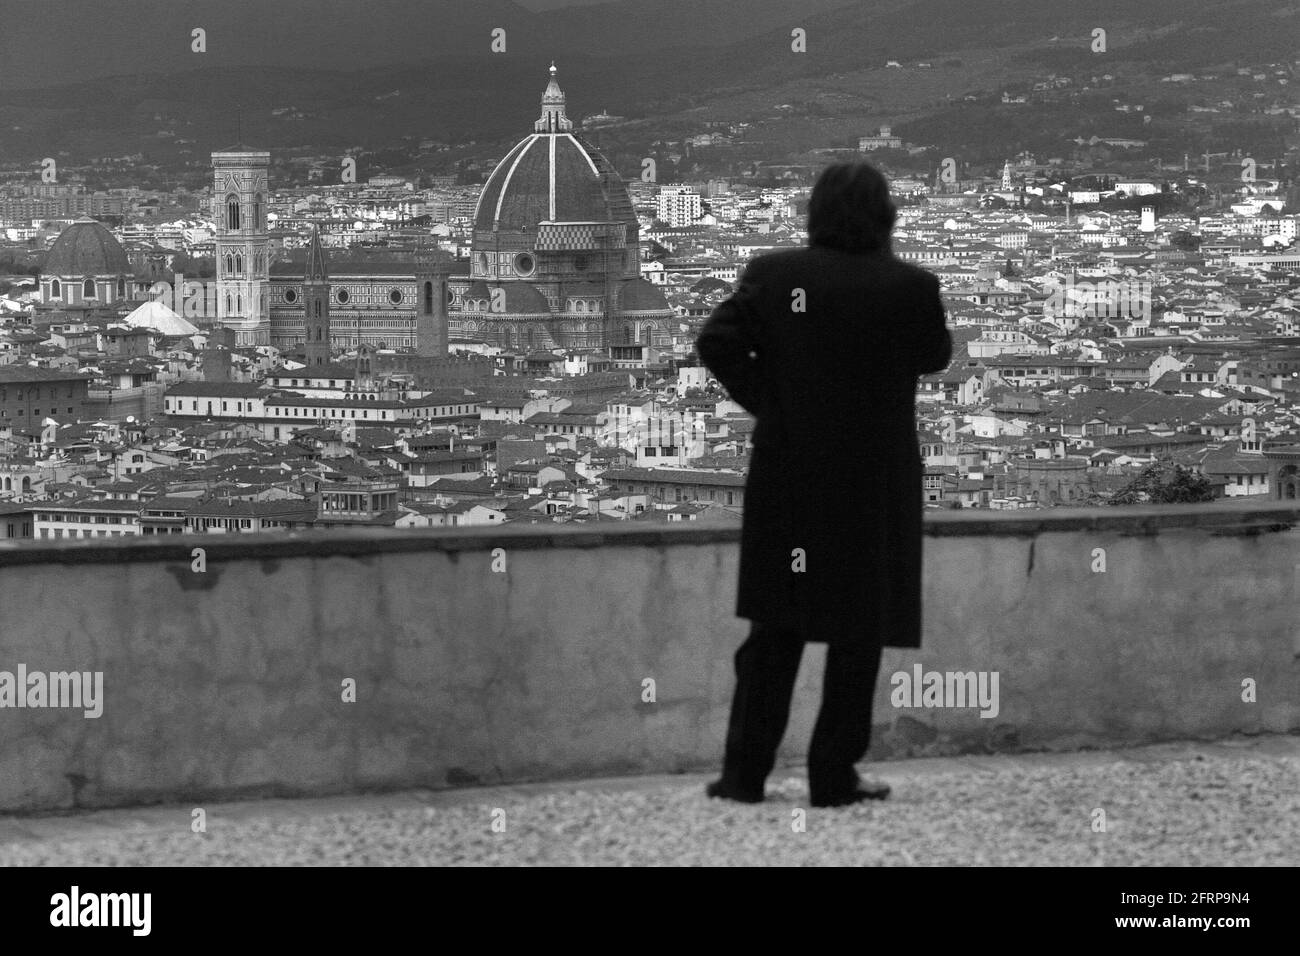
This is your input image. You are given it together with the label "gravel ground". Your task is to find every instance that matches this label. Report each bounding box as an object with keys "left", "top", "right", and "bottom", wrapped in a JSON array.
[{"left": 2, "top": 739, "right": 1298, "bottom": 865}]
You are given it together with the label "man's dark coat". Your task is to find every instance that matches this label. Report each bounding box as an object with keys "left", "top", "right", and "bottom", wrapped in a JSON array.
[{"left": 696, "top": 245, "right": 952, "bottom": 648}]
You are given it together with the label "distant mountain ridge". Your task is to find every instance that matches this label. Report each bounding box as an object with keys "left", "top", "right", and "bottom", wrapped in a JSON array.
[
  {"left": 0, "top": 0, "right": 853, "bottom": 89},
  {"left": 0, "top": 0, "right": 1292, "bottom": 168}
]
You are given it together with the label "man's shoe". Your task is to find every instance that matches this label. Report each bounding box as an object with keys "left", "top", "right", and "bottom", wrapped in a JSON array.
[
  {"left": 706, "top": 779, "right": 765, "bottom": 803},
  {"left": 810, "top": 780, "right": 891, "bottom": 808}
]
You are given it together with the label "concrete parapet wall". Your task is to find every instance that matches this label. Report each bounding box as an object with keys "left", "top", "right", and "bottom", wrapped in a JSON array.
[{"left": 1, "top": 503, "right": 1298, "bottom": 812}]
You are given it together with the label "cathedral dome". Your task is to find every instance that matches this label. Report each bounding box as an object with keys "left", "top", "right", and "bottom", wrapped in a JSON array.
[
  {"left": 457, "top": 65, "right": 669, "bottom": 351},
  {"left": 43, "top": 217, "right": 131, "bottom": 277},
  {"left": 474, "top": 136, "right": 634, "bottom": 233},
  {"left": 473, "top": 65, "right": 635, "bottom": 235}
]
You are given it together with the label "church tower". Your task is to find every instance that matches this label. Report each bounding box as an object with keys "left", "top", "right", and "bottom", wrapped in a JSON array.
[
  {"left": 212, "top": 147, "right": 271, "bottom": 346},
  {"left": 302, "top": 227, "right": 331, "bottom": 366},
  {"left": 414, "top": 248, "right": 452, "bottom": 357}
]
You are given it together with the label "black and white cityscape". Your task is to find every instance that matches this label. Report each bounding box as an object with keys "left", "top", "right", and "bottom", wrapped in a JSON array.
[{"left": 0, "top": 0, "right": 1297, "bottom": 890}]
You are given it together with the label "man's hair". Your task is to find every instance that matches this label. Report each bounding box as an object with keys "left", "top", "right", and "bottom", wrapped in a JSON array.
[{"left": 806, "top": 162, "right": 898, "bottom": 253}]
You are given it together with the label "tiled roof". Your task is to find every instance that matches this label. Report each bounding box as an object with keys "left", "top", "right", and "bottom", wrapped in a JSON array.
[
  {"left": 165, "top": 382, "right": 268, "bottom": 398},
  {"left": 601, "top": 467, "right": 746, "bottom": 488},
  {"left": 186, "top": 498, "right": 317, "bottom": 518}
]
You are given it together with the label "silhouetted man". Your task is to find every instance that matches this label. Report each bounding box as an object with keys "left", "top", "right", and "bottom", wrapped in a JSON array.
[{"left": 697, "top": 162, "right": 952, "bottom": 807}]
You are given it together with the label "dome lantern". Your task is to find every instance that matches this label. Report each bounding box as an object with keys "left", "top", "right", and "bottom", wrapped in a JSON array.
[{"left": 535, "top": 61, "right": 573, "bottom": 133}]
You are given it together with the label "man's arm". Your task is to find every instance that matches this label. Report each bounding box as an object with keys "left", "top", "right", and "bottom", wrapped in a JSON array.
[
  {"left": 915, "top": 272, "right": 953, "bottom": 375},
  {"left": 696, "top": 276, "right": 765, "bottom": 415}
]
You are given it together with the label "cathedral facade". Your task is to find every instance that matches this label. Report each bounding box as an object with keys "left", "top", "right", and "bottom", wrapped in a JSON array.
[
  {"left": 276, "top": 228, "right": 451, "bottom": 362},
  {"left": 268, "top": 258, "right": 433, "bottom": 353}
]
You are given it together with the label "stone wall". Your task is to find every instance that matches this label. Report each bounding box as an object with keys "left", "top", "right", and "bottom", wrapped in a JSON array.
[{"left": 1, "top": 503, "right": 1298, "bottom": 812}]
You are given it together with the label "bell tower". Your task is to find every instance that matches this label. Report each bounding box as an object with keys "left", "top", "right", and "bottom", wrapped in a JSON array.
[
  {"left": 303, "top": 227, "right": 331, "bottom": 366},
  {"left": 415, "top": 248, "right": 452, "bottom": 357},
  {"left": 212, "top": 146, "right": 271, "bottom": 346}
]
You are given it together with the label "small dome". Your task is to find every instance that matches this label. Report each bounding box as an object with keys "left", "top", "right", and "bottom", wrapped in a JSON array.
[
  {"left": 122, "top": 299, "right": 199, "bottom": 337},
  {"left": 463, "top": 281, "right": 551, "bottom": 314},
  {"left": 618, "top": 278, "right": 671, "bottom": 313},
  {"left": 44, "top": 218, "right": 131, "bottom": 277}
]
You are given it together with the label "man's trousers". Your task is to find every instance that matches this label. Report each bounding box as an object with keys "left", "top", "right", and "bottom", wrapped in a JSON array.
[{"left": 719, "top": 621, "right": 884, "bottom": 802}]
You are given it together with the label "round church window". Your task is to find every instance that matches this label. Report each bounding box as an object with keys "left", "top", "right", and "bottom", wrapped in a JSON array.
[
  {"left": 389, "top": 289, "right": 403, "bottom": 305},
  {"left": 514, "top": 253, "right": 535, "bottom": 276},
  {"left": 284, "top": 288, "right": 298, "bottom": 304},
  {"left": 337, "top": 289, "right": 350, "bottom": 304}
]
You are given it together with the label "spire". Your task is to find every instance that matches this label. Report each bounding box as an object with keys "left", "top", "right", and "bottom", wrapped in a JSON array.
[
  {"left": 535, "top": 61, "right": 573, "bottom": 133},
  {"left": 305, "top": 227, "right": 328, "bottom": 282}
]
